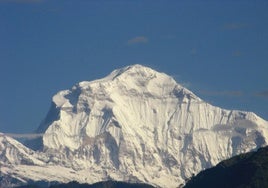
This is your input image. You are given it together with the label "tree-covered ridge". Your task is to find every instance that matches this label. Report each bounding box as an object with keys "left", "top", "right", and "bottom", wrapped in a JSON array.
[
  {"left": 51, "top": 181, "right": 155, "bottom": 188},
  {"left": 16, "top": 180, "right": 155, "bottom": 188},
  {"left": 184, "top": 146, "right": 268, "bottom": 188}
]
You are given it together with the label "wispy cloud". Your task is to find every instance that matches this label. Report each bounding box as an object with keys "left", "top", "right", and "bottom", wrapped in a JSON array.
[
  {"left": 223, "top": 23, "right": 249, "bottom": 30},
  {"left": 127, "top": 36, "right": 148, "bottom": 45},
  {"left": 255, "top": 91, "right": 268, "bottom": 98},
  {"left": 0, "top": 0, "right": 42, "bottom": 3},
  {"left": 232, "top": 50, "right": 242, "bottom": 57},
  {"left": 181, "top": 82, "right": 192, "bottom": 88},
  {"left": 5, "top": 133, "right": 43, "bottom": 139},
  {"left": 190, "top": 48, "right": 197, "bottom": 55},
  {"left": 199, "top": 90, "right": 243, "bottom": 97},
  {"left": 163, "top": 35, "right": 177, "bottom": 40}
]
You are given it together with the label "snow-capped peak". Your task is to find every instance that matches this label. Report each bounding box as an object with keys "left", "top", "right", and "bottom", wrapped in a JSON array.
[
  {"left": 53, "top": 64, "right": 198, "bottom": 109},
  {"left": 83, "top": 64, "right": 177, "bottom": 85}
]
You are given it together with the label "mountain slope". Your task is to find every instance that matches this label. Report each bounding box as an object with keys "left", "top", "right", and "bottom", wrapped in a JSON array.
[
  {"left": 0, "top": 133, "right": 108, "bottom": 188},
  {"left": 0, "top": 133, "right": 45, "bottom": 166},
  {"left": 1, "top": 64, "right": 268, "bottom": 188},
  {"left": 184, "top": 146, "right": 268, "bottom": 188},
  {"left": 0, "top": 133, "right": 47, "bottom": 187}
]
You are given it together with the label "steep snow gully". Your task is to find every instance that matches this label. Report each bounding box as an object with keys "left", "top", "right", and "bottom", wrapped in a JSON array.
[{"left": 1, "top": 64, "right": 268, "bottom": 188}]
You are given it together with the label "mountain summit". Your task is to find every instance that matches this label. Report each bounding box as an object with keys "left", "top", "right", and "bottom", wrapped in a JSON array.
[
  {"left": 38, "top": 64, "right": 200, "bottom": 151},
  {"left": 1, "top": 65, "right": 268, "bottom": 188}
]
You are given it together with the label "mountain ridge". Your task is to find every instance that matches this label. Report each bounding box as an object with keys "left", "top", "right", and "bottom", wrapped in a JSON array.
[
  {"left": 17, "top": 180, "right": 155, "bottom": 188},
  {"left": 1, "top": 64, "right": 268, "bottom": 188},
  {"left": 184, "top": 145, "right": 268, "bottom": 188}
]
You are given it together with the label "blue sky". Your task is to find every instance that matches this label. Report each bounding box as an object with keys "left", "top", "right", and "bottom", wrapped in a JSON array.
[{"left": 0, "top": 0, "right": 268, "bottom": 134}]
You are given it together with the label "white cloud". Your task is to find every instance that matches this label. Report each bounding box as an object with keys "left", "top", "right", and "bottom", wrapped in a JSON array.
[
  {"left": 5, "top": 133, "right": 44, "bottom": 139},
  {"left": 127, "top": 36, "right": 148, "bottom": 45},
  {"left": 255, "top": 91, "right": 268, "bottom": 98},
  {"left": 223, "top": 23, "right": 249, "bottom": 30},
  {"left": 190, "top": 48, "right": 197, "bottom": 55},
  {"left": 0, "top": 0, "right": 42, "bottom": 3},
  {"left": 232, "top": 50, "right": 242, "bottom": 57},
  {"left": 199, "top": 90, "right": 243, "bottom": 97}
]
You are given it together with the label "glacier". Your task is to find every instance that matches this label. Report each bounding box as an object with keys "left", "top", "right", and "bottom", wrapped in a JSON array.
[{"left": 1, "top": 64, "right": 268, "bottom": 188}]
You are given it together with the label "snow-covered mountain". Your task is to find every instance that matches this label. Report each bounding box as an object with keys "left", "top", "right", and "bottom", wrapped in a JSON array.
[
  {"left": 1, "top": 64, "right": 268, "bottom": 188},
  {"left": 0, "top": 133, "right": 47, "bottom": 187}
]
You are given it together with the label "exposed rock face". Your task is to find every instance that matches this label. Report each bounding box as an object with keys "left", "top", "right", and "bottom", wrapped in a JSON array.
[{"left": 1, "top": 65, "right": 268, "bottom": 188}]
